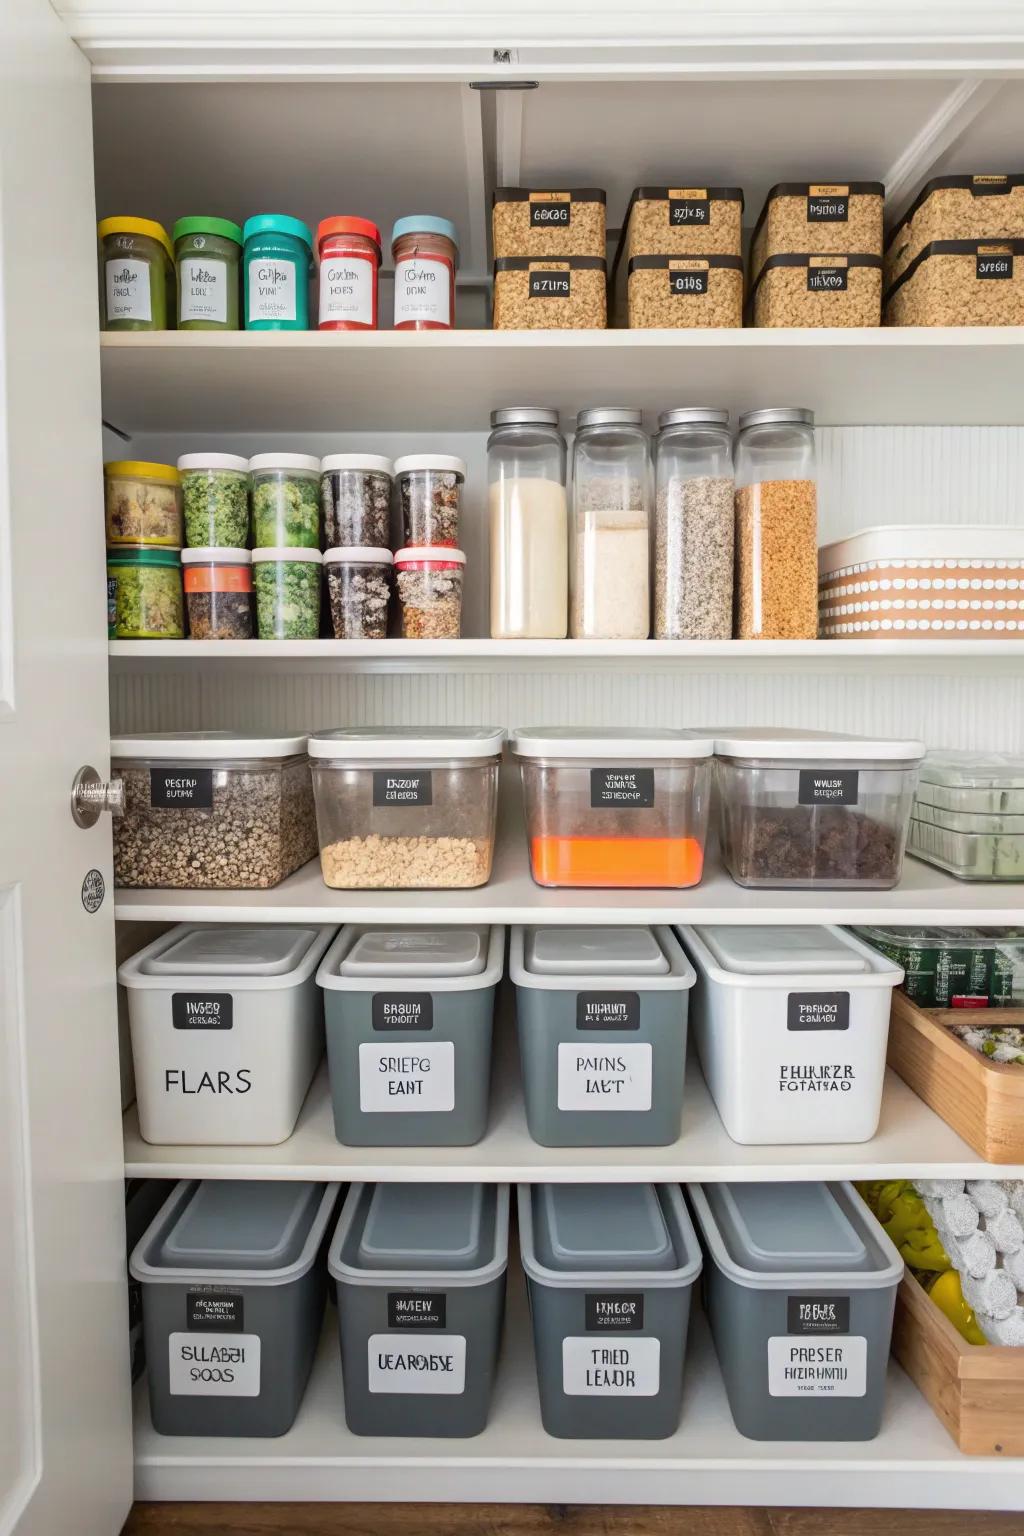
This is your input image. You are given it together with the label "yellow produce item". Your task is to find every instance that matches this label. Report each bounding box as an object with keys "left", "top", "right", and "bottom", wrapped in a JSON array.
[
  {"left": 927, "top": 1269, "right": 988, "bottom": 1346},
  {"left": 856, "top": 1179, "right": 950, "bottom": 1272}
]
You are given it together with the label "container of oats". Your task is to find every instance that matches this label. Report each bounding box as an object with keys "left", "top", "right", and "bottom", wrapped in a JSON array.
[
  {"left": 492, "top": 188, "right": 607, "bottom": 259},
  {"left": 620, "top": 254, "right": 744, "bottom": 328},
  {"left": 885, "top": 174, "right": 1024, "bottom": 286},
  {"left": 750, "top": 182, "right": 885, "bottom": 283},
  {"left": 111, "top": 731, "right": 318, "bottom": 890},
  {"left": 884, "top": 240, "right": 1024, "bottom": 327},
  {"left": 307, "top": 726, "right": 503, "bottom": 890},
  {"left": 747, "top": 253, "right": 882, "bottom": 327},
  {"left": 104, "top": 461, "right": 182, "bottom": 547},
  {"left": 619, "top": 186, "right": 744, "bottom": 260},
  {"left": 492, "top": 258, "right": 607, "bottom": 330},
  {"left": 734, "top": 407, "right": 818, "bottom": 640},
  {"left": 394, "top": 546, "right": 465, "bottom": 638}
]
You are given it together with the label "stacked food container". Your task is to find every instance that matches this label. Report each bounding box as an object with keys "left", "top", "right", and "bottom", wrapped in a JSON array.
[
  {"left": 611, "top": 185, "right": 744, "bottom": 328},
  {"left": 747, "top": 182, "right": 885, "bottom": 327},
  {"left": 884, "top": 173, "right": 1024, "bottom": 326},
  {"left": 491, "top": 187, "right": 608, "bottom": 330},
  {"left": 106, "top": 460, "right": 185, "bottom": 639},
  {"left": 908, "top": 751, "right": 1024, "bottom": 879}
]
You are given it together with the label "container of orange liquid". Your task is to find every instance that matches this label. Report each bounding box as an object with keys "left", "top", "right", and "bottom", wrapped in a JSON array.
[{"left": 511, "top": 726, "right": 713, "bottom": 888}]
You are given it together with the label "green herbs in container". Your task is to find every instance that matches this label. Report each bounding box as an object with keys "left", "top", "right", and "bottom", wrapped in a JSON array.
[
  {"left": 107, "top": 548, "right": 184, "bottom": 639},
  {"left": 173, "top": 216, "right": 243, "bottom": 330},
  {"left": 249, "top": 453, "right": 321, "bottom": 548},
  {"left": 252, "top": 548, "right": 323, "bottom": 639},
  {"left": 178, "top": 453, "right": 250, "bottom": 547}
]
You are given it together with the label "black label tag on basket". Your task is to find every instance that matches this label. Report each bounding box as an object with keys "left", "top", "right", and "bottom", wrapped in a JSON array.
[
  {"left": 576, "top": 992, "right": 641, "bottom": 1030},
  {"left": 669, "top": 269, "right": 709, "bottom": 295},
  {"left": 798, "top": 769, "right": 859, "bottom": 805},
  {"left": 807, "top": 194, "right": 849, "bottom": 221},
  {"left": 530, "top": 201, "right": 570, "bottom": 227},
  {"left": 529, "top": 271, "right": 571, "bottom": 298},
  {"left": 388, "top": 1292, "right": 447, "bottom": 1329},
  {"left": 590, "top": 768, "right": 655, "bottom": 808},
  {"left": 172, "top": 993, "right": 234, "bottom": 1031},
  {"left": 373, "top": 770, "right": 432, "bottom": 807},
  {"left": 807, "top": 265, "right": 848, "bottom": 291},
  {"left": 586, "top": 1293, "right": 645, "bottom": 1331},
  {"left": 372, "top": 994, "right": 434, "bottom": 1031},
  {"left": 977, "top": 252, "right": 1013, "bottom": 279},
  {"left": 150, "top": 767, "right": 213, "bottom": 809},
  {"left": 187, "top": 1291, "right": 244, "bottom": 1331},
  {"left": 669, "top": 198, "right": 709, "bottom": 226},
  {"left": 788, "top": 1296, "right": 850, "bottom": 1335},
  {"left": 787, "top": 993, "right": 850, "bottom": 1031}
]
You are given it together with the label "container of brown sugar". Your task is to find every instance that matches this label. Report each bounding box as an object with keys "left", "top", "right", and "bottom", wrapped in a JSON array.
[
  {"left": 492, "top": 188, "right": 606, "bottom": 259},
  {"left": 492, "top": 258, "right": 607, "bottom": 330},
  {"left": 750, "top": 182, "right": 885, "bottom": 285},
  {"left": 885, "top": 174, "right": 1024, "bottom": 287},
  {"left": 734, "top": 407, "right": 818, "bottom": 640},
  {"left": 747, "top": 253, "right": 882, "bottom": 327},
  {"left": 883, "top": 240, "right": 1024, "bottom": 327},
  {"left": 620, "top": 255, "right": 743, "bottom": 328}
]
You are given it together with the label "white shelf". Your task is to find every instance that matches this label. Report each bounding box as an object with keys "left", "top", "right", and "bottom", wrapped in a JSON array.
[
  {"left": 100, "top": 329, "right": 1024, "bottom": 432},
  {"left": 132, "top": 1276, "right": 1024, "bottom": 1509}
]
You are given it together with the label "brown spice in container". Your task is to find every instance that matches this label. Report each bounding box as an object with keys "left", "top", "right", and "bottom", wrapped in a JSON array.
[
  {"left": 723, "top": 804, "right": 901, "bottom": 885},
  {"left": 655, "top": 475, "right": 734, "bottom": 639},
  {"left": 320, "top": 833, "right": 492, "bottom": 889},
  {"left": 492, "top": 188, "right": 606, "bottom": 259},
  {"left": 185, "top": 589, "right": 253, "bottom": 640},
  {"left": 884, "top": 240, "right": 1024, "bottom": 327},
  {"left": 749, "top": 254, "right": 882, "bottom": 327},
  {"left": 492, "top": 258, "right": 607, "bottom": 330},
  {"left": 750, "top": 182, "right": 885, "bottom": 285},
  {"left": 885, "top": 175, "right": 1024, "bottom": 286},
  {"left": 622, "top": 255, "right": 743, "bottom": 328},
  {"left": 395, "top": 553, "right": 464, "bottom": 638},
  {"left": 735, "top": 479, "right": 818, "bottom": 639}
]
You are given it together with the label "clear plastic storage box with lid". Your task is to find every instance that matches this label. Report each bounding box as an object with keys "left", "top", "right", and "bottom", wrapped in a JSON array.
[
  {"left": 328, "top": 1182, "right": 509, "bottom": 1437},
  {"left": 689, "top": 1180, "right": 903, "bottom": 1442},
  {"left": 119, "top": 923, "right": 334, "bottom": 1145},
  {"left": 570, "top": 408, "right": 651, "bottom": 639},
  {"left": 308, "top": 727, "right": 503, "bottom": 889},
  {"left": 111, "top": 731, "right": 317, "bottom": 889},
  {"left": 316, "top": 924, "right": 504, "bottom": 1146},
  {"left": 518, "top": 1183, "right": 702, "bottom": 1439},
  {"left": 488, "top": 407, "right": 568, "bottom": 640},
  {"left": 853, "top": 924, "right": 1024, "bottom": 1008},
  {"left": 908, "top": 751, "right": 1024, "bottom": 880},
  {"left": 678, "top": 925, "right": 903, "bottom": 1144},
  {"left": 512, "top": 727, "right": 713, "bottom": 888},
  {"left": 511, "top": 926, "right": 695, "bottom": 1146},
  {"left": 714, "top": 728, "right": 924, "bottom": 889}
]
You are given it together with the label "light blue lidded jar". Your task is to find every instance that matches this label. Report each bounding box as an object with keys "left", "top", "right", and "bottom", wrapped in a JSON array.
[{"left": 242, "top": 214, "right": 313, "bottom": 330}]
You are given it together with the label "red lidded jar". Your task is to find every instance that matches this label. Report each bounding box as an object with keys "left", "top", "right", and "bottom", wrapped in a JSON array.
[{"left": 317, "top": 217, "right": 381, "bottom": 331}]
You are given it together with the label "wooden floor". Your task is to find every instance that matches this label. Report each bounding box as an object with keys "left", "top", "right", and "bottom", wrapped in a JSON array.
[{"left": 122, "top": 1505, "right": 1024, "bottom": 1535}]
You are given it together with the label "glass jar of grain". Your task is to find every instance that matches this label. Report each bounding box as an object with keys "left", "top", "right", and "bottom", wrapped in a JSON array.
[
  {"left": 654, "top": 408, "right": 734, "bottom": 639},
  {"left": 488, "top": 407, "right": 568, "bottom": 639},
  {"left": 571, "top": 407, "right": 651, "bottom": 639},
  {"left": 734, "top": 407, "right": 818, "bottom": 640}
]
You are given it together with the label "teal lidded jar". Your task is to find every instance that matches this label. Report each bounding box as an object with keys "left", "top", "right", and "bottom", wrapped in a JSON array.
[
  {"left": 242, "top": 214, "right": 313, "bottom": 330},
  {"left": 173, "top": 216, "right": 243, "bottom": 330}
]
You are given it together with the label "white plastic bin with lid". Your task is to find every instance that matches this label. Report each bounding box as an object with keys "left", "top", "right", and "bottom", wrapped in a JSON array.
[
  {"left": 512, "top": 727, "right": 713, "bottom": 888},
  {"left": 518, "top": 1183, "right": 702, "bottom": 1439},
  {"left": 119, "top": 923, "right": 334, "bottom": 1144},
  {"left": 689, "top": 1180, "right": 903, "bottom": 1441},
  {"left": 679, "top": 925, "right": 903, "bottom": 1145},
  {"left": 308, "top": 727, "right": 504, "bottom": 889},
  {"left": 131, "top": 1179, "right": 339, "bottom": 1437},
  {"left": 328, "top": 1182, "right": 509, "bottom": 1437},
  {"left": 714, "top": 728, "right": 924, "bottom": 889},
  {"left": 317, "top": 924, "right": 503, "bottom": 1145},
  {"left": 511, "top": 925, "right": 695, "bottom": 1146}
]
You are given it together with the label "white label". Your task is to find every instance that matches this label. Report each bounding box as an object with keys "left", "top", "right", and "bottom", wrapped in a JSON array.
[
  {"left": 319, "top": 255, "right": 374, "bottom": 326},
  {"left": 767, "top": 1335, "right": 867, "bottom": 1397},
  {"left": 359, "top": 1040, "right": 455, "bottom": 1113},
  {"left": 248, "top": 258, "right": 297, "bottom": 323},
  {"left": 394, "top": 256, "right": 452, "bottom": 325},
  {"left": 557, "top": 1041, "right": 652, "bottom": 1112},
  {"left": 562, "top": 1336, "right": 660, "bottom": 1396},
  {"left": 368, "top": 1333, "right": 466, "bottom": 1394},
  {"left": 105, "top": 258, "right": 151, "bottom": 322},
  {"left": 180, "top": 256, "right": 228, "bottom": 323},
  {"left": 168, "top": 1332, "right": 261, "bottom": 1396}
]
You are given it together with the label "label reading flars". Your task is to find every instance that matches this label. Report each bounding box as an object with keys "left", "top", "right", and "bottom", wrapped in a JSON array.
[
  {"left": 368, "top": 1333, "right": 466, "bottom": 1394},
  {"left": 562, "top": 1336, "right": 660, "bottom": 1396},
  {"left": 168, "top": 1332, "right": 261, "bottom": 1396},
  {"left": 557, "top": 1041, "right": 653, "bottom": 1112},
  {"left": 530, "top": 192, "right": 571, "bottom": 227},
  {"left": 172, "top": 993, "right": 234, "bottom": 1031},
  {"left": 798, "top": 769, "right": 859, "bottom": 805},
  {"left": 187, "top": 1291, "right": 244, "bottom": 1331},
  {"left": 359, "top": 1040, "right": 455, "bottom": 1113},
  {"left": 786, "top": 992, "right": 850, "bottom": 1032},
  {"left": 372, "top": 993, "right": 434, "bottom": 1031},
  {"left": 807, "top": 257, "right": 849, "bottom": 292},
  {"left": 807, "top": 185, "right": 850, "bottom": 221},
  {"left": 150, "top": 767, "right": 214, "bottom": 809},
  {"left": 590, "top": 768, "right": 655, "bottom": 808},
  {"left": 788, "top": 1295, "right": 850, "bottom": 1335},
  {"left": 576, "top": 992, "right": 641, "bottom": 1031},
  {"left": 388, "top": 1292, "right": 447, "bottom": 1329},
  {"left": 977, "top": 249, "right": 1013, "bottom": 279},
  {"left": 669, "top": 189, "right": 710, "bottom": 225},
  {"left": 768, "top": 1335, "right": 866, "bottom": 1397},
  {"left": 373, "top": 770, "right": 432, "bottom": 807},
  {"left": 586, "top": 1292, "right": 644, "bottom": 1331},
  {"left": 529, "top": 269, "right": 571, "bottom": 299}
]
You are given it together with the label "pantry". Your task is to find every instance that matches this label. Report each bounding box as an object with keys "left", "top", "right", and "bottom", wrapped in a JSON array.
[{"left": 5, "top": 2, "right": 1024, "bottom": 1533}]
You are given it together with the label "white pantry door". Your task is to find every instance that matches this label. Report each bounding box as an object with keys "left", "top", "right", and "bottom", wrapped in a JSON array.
[{"left": 0, "top": 2, "right": 133, "bottom": 1535}]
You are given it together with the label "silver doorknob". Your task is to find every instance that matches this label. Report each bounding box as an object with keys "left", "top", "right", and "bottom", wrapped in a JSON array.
[{"left": 71, "top": 766, "right": 125, "bottom": 829}]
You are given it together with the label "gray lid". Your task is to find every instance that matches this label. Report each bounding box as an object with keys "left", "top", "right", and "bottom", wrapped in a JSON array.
[
  {"left": 339, "top": 926, "right": 487, "bottom": 978},
  {"left": 694, "top": 925, "right": 869, "bottom": 976},
  {"left": 357, "top": 1184, "right": 490, "bottom": 1271},
  {"left": 143, "top": 924, "right": 320, "bottom": 978},
  {"left": 159, "top": 1181, "right": 322, "bottom": 1272},
  {"left": 525, "top": 926, "right": 670, "bottom": 977},
  {"left": 657, "top": 407, "right": 729, "bottom": 429},
  {"left": 533, "top": 1184, "right": 675, "bottom": 1273},
  {"left": 704, "top": 1183, "right": 869, "bottom": 1274},
  {"left": 737, "top": 407, "right": 814, "bottom": 430},
  {"left": 490, "top": 406, "right": 559, "bottom": 426},
  {"left": 576, "top": 406, "right": 643, "bottom": 428}
]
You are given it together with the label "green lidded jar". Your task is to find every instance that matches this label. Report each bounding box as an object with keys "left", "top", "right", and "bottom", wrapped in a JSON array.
[
  {"left": 252, "top": 548, "right": 323, "bottom": 639},
  {"left": 173, "top": 216, "right": 243, "bottom": 330},
  {"left": 178, "top": 453, "right": 250, "bottom": 547},
  {"left": 98, "top": 217, "right": 175, "bottom": 331},
  {"left": 107, "top": 548, "right": 184, "bottom": 639},
  {"left": 243, "top": 214, "right": 313, "bottom": 330}
]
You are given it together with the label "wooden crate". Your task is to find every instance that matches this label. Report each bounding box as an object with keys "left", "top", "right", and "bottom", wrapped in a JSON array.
[
  {"left": 887, "top": 993, "right": 1024, "bottom": 1162},
  {"left": 893, "top": 1273, "right": 1024, "bottom": 1454}
]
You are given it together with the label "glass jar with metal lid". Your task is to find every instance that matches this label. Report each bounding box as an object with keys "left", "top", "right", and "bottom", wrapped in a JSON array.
[
  {"left": 570, "top": 406, "right": 651, "bottom": 640},
  {"left": 654, "top": 408, "right": 734, "bottom": 640},
  {"left": 733, "top": 406, "right": 817, "bottom": 640},
  {"left": 488, "top": 407, "right": 568, "bottom": 639}
]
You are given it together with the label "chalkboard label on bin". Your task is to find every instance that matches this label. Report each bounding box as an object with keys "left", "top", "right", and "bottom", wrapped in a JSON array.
[
  {"left": 807, "top": 263, "right": 848, "bottom": 291},
  {"left": 807, "top": 188, "right": 849, "bottom": 221},
  {"left": 576, "top": 992, "right": 641, "bottom": 1031},
  {"left": 187, "top": 1290, "right": 245, "bottom": 1331},
  {"left": 388, "top": 1292, "right": 447, "bottom": 1329},
  {"left": 172, "top": 993, "right": 234, "bottom": 1031},
  {"left": 585, "top": 1292, "right": 645, "bottom": 1331},
  {"left": 788, "top": 1295, "right": 850, "bottom": 1335},
  {"left": 529, "top": 270, "right": 571, "bottom": 299},
  {"left": 786, "top": 992, "right": 850, "bottom": 1032},
  {"left": 590, "top": 767, "right": 655, "bottom": 808},
  {"left": 150, "top": 767, "right": 213, "bottom": 809},
  {"left": 798, "top": 768, "right": 859, "bottom": 805},
  {"left": 669, "top": 268, "right": 709, "bottom": 295},
  {"left": 669, "top": 194, "right": 710, "bottom": 225},
  {"left": 373, "top": 770, "right": 432, "bottom": 807},
  {"left": 372, "top": 993, "right": 434, "bottom": 1031},
  {"left": 530, "top": 195, "right": 570, "bottom": 227},
  {"left": 977, "top": 251, "right": 1013, "bottom": 279}
]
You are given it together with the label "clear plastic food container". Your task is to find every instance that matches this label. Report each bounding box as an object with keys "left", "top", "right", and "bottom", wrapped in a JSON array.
[
  {"left": 714, "top": 729, "right": 925, "bottom": 890},
  {"left": 104, "top": 460, "right": 182, "bottom": 546},
  {"left": 394, "top": 455, "right": 465, "bottom": 547},
  {"left": 182, "top": 548, "right": 253, "bottom": 640},
  {"left": 107, "top": 548, "right": 184, "bottom": 640},
  {"left": 251, "top": 548, "right": 323, "bottom": 640},
  {"left": 512, "top": 727, "right": 713, "bottom": 888},
  {"left": 915, "top": 750, "right": 1024, "bottom": 814},
  {"left": 852, "top": 925, "right": 1024, "bottom": 1008},
  {"left": 248, "top": 453, "right": 321, "bottom": 548},
  {"left": 323, "top": 548, "right": 392, "bottom": 639},
  {"left": 908, "top": 815, "right": 1024, "bottom": 881},
  {"left": 178, "top": 453, "right": 250, "bottom": 547},
  {"left": 394, "top": 546, "right": 465, "bottom": 638},
  {"left": 320, "top": 454, "right": 393, "bottom": 548},
  {"left": 307, "top": 726, "right": 504, "bottom": 889}
]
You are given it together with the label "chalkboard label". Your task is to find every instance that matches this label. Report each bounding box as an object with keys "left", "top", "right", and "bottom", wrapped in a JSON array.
[
  {"left": 798, "top": 769, "right": 859, "bottom": 805},
  {"left": 788, "top": 1295, "right": 850, "bottom": 1335},
  {"left": 669, "top": 269, "right": 709, "bottom": 295},
  {"left": 807, "top": 191, "right": 849, "bottom": 221},
  {"left": 529, "top": 271, "right": 571, "bottom": 298},
  {"left": 576, "top": 992, "right": 641, "bottom": 1030},
  {"left": 977, "top": 252, "right": 1013, "bottom": 279},
  {"left": 669, "top": 198, "right": 709, "bottom": 226},
  {"left": 388, "top": 1292, "right": 447, "bottom": 1329},
  {"left": 586, "top": 1293, "right": 645, "bottom": 1331},
  {"left": 590, "top": 768, "right": 655, "bottom": 808},
  {"left": 372, "top": 993, "right": 434, "bottom": 1031},
  {"left": 807, "top": 264, "right": 848, "bottom": 291},
  {"left": 530, "top": 199, "right": 571, "bottom": 227},
  {"left": 151, "top": 767, "right": 213, "bottom": 809},
  {"left": 373, "top": 770, "right": 432, "bottom": 807},
  {"left": 187, "top": 1290, "right": 244, "bottom": 1332},
  {"left": 787, "top": 992, "right": 850, "bottom": 1031},
  {"left": 172, "top": 993, "right": 234, "bottom": 1031}
]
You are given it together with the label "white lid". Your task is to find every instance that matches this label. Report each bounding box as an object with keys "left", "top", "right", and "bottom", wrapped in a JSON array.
[
  {"left": 110, "top": 729, "right": 308, "bottom": 760},
  {"left": 143, "top": 924, "right": 321, "bottom": 978},
  {"left": 919, "top": 750, "right": 1024, "bottom": 789},
  {"left": 308, "top": 725, "right": 502, "bottom": 759},
  {"left": 250, "top": 547, "right": 324, "bottom": 564},
  {"left": 320, "top": 454, "right": 394, "bottom": 476},
  {"left": 525, "top": 926, "right": 670, "bottom": 976},
  {"left": 247, "top": 453, "right": 321, "bottom": 473},
  {"left": 181, "top": 547, "right": 251, "bottom": 565},
  {"left": 512, "top": 726, "right": 713, "bottom": 759},
  {"left": 176, "top": 453, "right": 249, "bottom": 473},
  {"left": 393, "top": 545, "right": 466, "bottom": 565},
  {"left": 713, "top": 727, "right": 924, "bottom": 761},
  {"left": 322, "top": 546, "right": 394, "bottom": 566},
  {"left": 819, "top": 523, "right": 1024, "bottom": 574},
  {"left": 392, "top": 454, "right": 467, "bottom": 478},
  {"left": 693, "top": 925, "right": 870, "bottom": 976},
  {"left": 340, "top": 926, "right": 487, "bottom": 978}
]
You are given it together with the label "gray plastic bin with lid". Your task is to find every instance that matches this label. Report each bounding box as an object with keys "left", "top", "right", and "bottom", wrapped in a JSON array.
[
  {"left": 130, "top": 1179, "right": 339, "bottom": 1437},
  {"left": 689, "top": 1180, "right": 903, "bottom": 1441},
  {"left": 511, "top": 925, "right": 694, "bottom": 1146},
  {"left": 518, "top": 1182, "right": 702, "bottom": 1438},
  {"left": 329, "top": 1182, "right": 509, "bottom": 1436},
  {"left": 316, "top": 925, "right": 503, "bottom": 1146}
]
